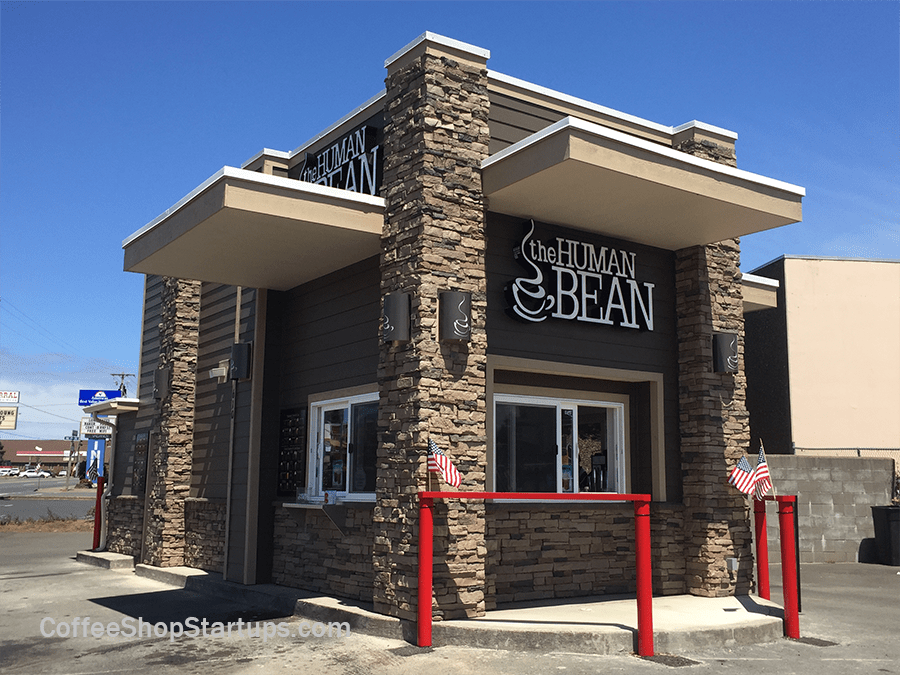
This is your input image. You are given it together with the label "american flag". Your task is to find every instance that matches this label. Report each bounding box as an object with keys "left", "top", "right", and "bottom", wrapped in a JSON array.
[
  {"left": 427, "top": 439, "right": 461, "bottom": 488},
  {"left": 728, "top": 455, "right": 755, "bottom": 495},
  {"left": 752, "top": 443, "right": 773, "bottom": 500}
]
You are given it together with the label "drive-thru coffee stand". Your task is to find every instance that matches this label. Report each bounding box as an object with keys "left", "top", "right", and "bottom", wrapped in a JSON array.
[{"left": 101, "top": 32, "right": 804, "bottom": 650}]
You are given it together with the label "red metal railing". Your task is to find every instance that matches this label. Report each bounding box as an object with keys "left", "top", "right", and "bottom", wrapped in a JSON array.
[
  {"left": 753, "top": 495, "right": 800, "bottom": 639},
  {"left": 92, "top": 475, "right": 106, "bottom": 551},
  {"left": 417, "top": 491, "right": 654, "bottom": 656}
]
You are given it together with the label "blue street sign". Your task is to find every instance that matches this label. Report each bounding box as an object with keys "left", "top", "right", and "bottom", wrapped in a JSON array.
[
  {"left": 78, "top": 390, "right": 122, "bottom": 407},
  {"left": 87, "top": 439, "right": 105, "bottom": 484}
]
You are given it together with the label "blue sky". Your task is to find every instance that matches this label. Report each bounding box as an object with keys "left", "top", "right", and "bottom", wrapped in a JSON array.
[{"left": 1, "top": 1, "right": 897, "bottom": 442}]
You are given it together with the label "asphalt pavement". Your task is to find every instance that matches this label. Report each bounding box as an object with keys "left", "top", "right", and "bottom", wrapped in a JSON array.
[
  {"left": 0, "top": 477, "right": 96, "bottom": 521},
  {"left": 1, "top": 531, "right": 898, "bottom": 675}
]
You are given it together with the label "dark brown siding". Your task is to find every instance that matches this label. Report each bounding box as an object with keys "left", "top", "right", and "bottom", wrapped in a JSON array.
[
  {"left": 488, "top": 90, "right": 566, "bottom": 154},
  {"left": 112, "top": 274, "right": 163, "bottom": 497},
  {"left": 272, "top": 256, "right": 381, "bottom": 409},
  {"left": 745, "top": 259, "right": 793, "bottom": 454}
]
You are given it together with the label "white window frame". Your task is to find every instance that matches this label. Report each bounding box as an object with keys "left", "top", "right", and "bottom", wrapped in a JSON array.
[
  {"left": 307, "top": 391, "right": 378, "bottom": 503},
  {"left": 493, "top": 393, "right": 627, "bottom": 495}
]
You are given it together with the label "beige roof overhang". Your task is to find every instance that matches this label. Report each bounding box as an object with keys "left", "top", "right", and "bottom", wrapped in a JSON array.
[
  {"left": 123, "top": 168, "right": 385, "bottom": 291},
  {"left": 742, "top": 272, "right": 779, "bottom": 313},
  {"left": 482, "top": 117, "right": 805, "bottom": 250}
]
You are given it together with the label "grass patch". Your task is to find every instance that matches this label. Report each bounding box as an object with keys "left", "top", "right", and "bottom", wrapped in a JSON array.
[{"left": 0, "top": 507, "right": 95, "bottom": 532}]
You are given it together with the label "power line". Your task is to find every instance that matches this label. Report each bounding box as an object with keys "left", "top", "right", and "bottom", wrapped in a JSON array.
[
  {"left": 0, "top": 297, "right": 85, "bottom": 357},
  {"left": 15, "top": 402, "right": 80, "bottom": 423}
]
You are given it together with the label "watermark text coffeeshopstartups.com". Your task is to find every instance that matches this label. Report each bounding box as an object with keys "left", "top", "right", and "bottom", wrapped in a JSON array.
[{"left": 40, "top": 616, "right": 351, "bottom": 642}]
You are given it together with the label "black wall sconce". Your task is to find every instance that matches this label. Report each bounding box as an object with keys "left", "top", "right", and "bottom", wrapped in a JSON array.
[
  {"left": 439, "top": 291, "right": 471, "bottom": 342},
  {"left": 713, "top": 331, "right": 739, "bottom": 373},
  {"left": 383, "top": 292, "right": 411, "bottom": 343}
]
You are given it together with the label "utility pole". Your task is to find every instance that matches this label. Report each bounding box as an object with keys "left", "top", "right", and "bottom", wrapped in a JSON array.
[
  {"left": 64, "top": 431, "right": 79, "bottom": 491},
  {"left": 111, "top": 373, "right": 135, "bottom": 397}
]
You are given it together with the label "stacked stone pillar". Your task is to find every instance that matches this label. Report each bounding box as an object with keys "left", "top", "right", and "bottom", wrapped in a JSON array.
[
  {"left": 143, "top": 276, "right": 200, "bottom": 567},
  {"left": 676, "top": 132, "right": 753, "bottom": 596},
  {"left": 374, "top": 35, "right": 490, "bottom": 622}
]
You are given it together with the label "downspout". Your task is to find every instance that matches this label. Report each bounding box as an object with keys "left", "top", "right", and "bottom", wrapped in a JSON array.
[
  {"left": 92, "top": 411, "right": 118, "bottom": 551},
  {"left": 222, "top": 286, "right": 242, "bottom": 582}
]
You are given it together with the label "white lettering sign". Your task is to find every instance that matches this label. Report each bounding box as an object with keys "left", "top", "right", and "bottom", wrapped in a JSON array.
[
  {"left": 80, "top": 417, "right": 114, "bottom": 437},
  {"left": 0, "top": 406, "right": 18, "bottom": 430},
  {"left": 0, "top": 391, "right": 20, "bottom": 404},
  {"left": 506, "top": 221, "right": 655, "bottom": 330},
  {"left": 297, "top": 126, "right": 381, "bottom": 196}
]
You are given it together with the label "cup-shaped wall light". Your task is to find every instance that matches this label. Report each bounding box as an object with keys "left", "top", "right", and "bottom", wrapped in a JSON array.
[
  {"left": 382, "top": 292, "right": 411, "bottom": 343},
  {"left": 439, "top": 291, "right": 471, "bottom": 342},
  {"left": 712, "top": 331, "right": 739, "bottom": 373}
]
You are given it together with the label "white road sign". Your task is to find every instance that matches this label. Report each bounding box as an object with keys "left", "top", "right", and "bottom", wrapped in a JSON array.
[
  {"left": 80, "top": 416, "right": 114, "bottom": 437},
  {"left": 0, "top": 406, "right": 18, "bottom": 430}
]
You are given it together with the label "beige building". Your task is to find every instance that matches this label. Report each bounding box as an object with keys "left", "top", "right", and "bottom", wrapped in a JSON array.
[{"left": 746, "top": 256, "right": 900, "bottom": 455}]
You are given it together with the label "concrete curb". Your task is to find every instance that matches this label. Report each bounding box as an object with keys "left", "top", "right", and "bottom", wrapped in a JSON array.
[
  {"left": 82, "top": 560, "right": 785, "bottom": 655},
  {"left": 76, "top": 550, "right": 135, "bottom": 570}
]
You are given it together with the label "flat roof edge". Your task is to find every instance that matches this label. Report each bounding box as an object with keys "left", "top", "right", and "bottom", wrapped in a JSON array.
[
  {"left": 482, "top": 116, "right": 805, "bottom": 198},
  {"left": 122, "top": 167, "right": 385, "bottom": 249},
  {"left": 742, "top": 272, "right": 780, "bottom": 288},
  {"left": 385, "top": 31, "right": 490, "bottom": 68}
]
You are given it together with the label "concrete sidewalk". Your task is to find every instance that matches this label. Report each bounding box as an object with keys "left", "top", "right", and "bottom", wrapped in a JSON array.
[{"left": 78, "top": 549, "right": 785, "bottom": 655}]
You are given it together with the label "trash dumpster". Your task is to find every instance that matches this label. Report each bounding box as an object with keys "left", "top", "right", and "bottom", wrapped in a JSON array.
[{"left": 871, "top": 505, "right": 900, "bottom": 566}]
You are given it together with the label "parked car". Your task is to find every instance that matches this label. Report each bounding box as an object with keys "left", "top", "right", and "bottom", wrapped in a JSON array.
[
  {"left": 19, "top": 469, "right": 51, "bottom": 478},
  {"left": 0, "top": 467, "right": 17, "bottom": 476}
]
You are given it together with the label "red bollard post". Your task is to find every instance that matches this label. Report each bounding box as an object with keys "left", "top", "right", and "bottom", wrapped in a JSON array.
[
  {"left": 754, "top": 498, "right": 770, "bottom": 600},
  {"left": 634, "top": 499, "right": 654, "bottom": 657},
  {"left": 777, "top": 497, "right": 800, "bottom": 639},
  {"left": 418, "top": 496, "right": 434, "bottom": 647},
  {"left": 92, "top": 475, "right": 106, "bottom": 551}
]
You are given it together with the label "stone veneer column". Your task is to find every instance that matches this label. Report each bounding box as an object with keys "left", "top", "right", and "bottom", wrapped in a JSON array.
[
  {"left": 374, "top": 35, "right": 490, "bottom": 623},
  {"left": 675, "top": 131, "right": 753, "bottom": 596},
  {"left": 143, "top": 276, "right": 200, "bottom": 567}
]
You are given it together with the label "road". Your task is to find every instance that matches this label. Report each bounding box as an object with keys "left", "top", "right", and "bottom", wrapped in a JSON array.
[
  {"left": 0, "top": 532, "right": 898, "bottom": 675},
  {"left": 0, "top": 477, "right": 95, "bottom": 521}
]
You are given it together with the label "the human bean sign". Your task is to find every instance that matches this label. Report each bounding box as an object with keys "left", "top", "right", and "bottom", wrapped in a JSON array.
[{"left": 506, "top": 221, "right": 655, "bottom": 331}]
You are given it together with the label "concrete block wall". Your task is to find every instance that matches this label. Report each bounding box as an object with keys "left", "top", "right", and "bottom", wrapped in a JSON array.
[{"left": 762, "top": 456, "right": 894, "bottom": 563}]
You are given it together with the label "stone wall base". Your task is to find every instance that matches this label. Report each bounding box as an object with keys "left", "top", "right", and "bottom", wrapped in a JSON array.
[
  {"left": 107, "top": 495, "right": 144, "bottom": 559},
  {"left": 184, "top": 498, "right": 226, "bottom": 572},
  {"left": 272, "top": 506, "right": 374, "bottom": 602},
  {"left": 485, "top": 503, "right": 686, "bottom": 608}
]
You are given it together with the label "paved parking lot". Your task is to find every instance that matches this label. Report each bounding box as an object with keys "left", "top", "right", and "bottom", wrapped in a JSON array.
[{"left": 1, "top": 531, "right": 898, "bottom": 674}]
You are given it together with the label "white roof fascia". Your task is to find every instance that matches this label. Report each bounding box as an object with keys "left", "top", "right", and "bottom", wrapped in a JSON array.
[
  {"left": 241, "top": 148, "right": 292, "bottom": 169},
  {"left": 482, "top": 116, "right": 806, "bottom": 197},
  {"left": 123, "top": 166, "right": 385, "bottom": 249},
  {"left": 672, "top": 119, "right": 738, "bottom": 141},
  {"left": 385, "top": 31, "right": 490, "bottom": 68},
  {"left": 742, "top": 272, "right": 780, "bottom": 288}
]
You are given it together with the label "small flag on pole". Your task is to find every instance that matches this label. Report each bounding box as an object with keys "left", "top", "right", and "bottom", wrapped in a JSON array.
[
  {"left": 728, "top": 455, "right": 755, "bottom": 495},
  {"left": 428, "top": 439, "right": 461, "bottom": 488},
  {"left": 88, "top": 459, "right": 98, "bottom": 482},
  {"left": 752, "top": 443, "right": 773, "bottom": 500}
]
